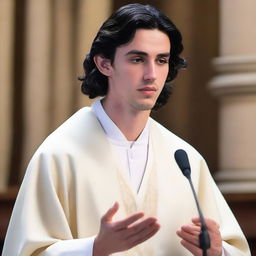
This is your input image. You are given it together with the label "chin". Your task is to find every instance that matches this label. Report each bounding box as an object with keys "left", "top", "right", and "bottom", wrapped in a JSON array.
[{"left": 135, "top": 102, "right": 155, "bottom": 111}]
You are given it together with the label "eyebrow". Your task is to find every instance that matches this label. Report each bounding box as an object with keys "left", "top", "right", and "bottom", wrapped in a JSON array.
[{"left": 125, "top": 50, "right": 170, "bottom": 58}]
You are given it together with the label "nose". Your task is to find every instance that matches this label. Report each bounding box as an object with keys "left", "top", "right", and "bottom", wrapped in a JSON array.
[{"left": 143, "top": 61, "right": 157, "bottom": 82}]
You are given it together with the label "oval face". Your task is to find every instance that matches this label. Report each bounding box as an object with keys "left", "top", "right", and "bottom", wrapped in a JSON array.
[{"left": 105, "top": 29, "right": 171, "bottom": 113}]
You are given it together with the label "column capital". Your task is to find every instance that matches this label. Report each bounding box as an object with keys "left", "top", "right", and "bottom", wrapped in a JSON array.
[
  {"left": 215, "top": 169, "right": 256, "bottom": 193},
  {"left": 209, "top": 55, "right": 256, "bottom": 194},
  {"left": 209, "top": 55, "right": 256, "bottom": 96}
]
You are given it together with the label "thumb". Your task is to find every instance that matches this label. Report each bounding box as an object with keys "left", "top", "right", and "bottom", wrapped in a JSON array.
[
  {"left": 102, "top": 202, "right": 119, "bottom": 223},
  {"left": 191, "top": 217, "right": 201, "bottom": 225}
]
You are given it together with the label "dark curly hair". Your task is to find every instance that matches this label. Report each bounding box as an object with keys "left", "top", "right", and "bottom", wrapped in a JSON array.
[{"left": 79, "top": 3, "right": 187, "bottom": 110}]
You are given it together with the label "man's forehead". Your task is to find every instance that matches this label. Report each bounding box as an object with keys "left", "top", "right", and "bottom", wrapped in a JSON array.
[
  {"left": 116, "top": 29, "right": 171, "bottom": 55},
  {"left": 125, "top": 50, "right": 170, "bottom": 57}
]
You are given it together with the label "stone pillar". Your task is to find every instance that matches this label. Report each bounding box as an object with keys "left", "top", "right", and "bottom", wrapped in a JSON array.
[
  {"left": 209, "top": 0, "right": 256, "bottom": 193},
  {"left": 75, "top": 0, "right": 112, "bottom": 108},
  {"left": 154, "top": 0, "right": 219, "bottom": 171},
  {"left": 50, "top": 0, "right": 74, "bottom": 130},
  {"left": 22, "top": 0, "right": 52, "bottom": 173},
  {"left": 156, "top": 0, "right": 194, "bottom": 139},
  {"left": 0, "top": 0, "right": 14, "bottom": 191}
]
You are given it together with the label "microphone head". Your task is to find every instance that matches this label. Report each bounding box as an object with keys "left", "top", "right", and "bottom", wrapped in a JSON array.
[{"left": 174, "top": 149, "right": 191, "bottom": 178}]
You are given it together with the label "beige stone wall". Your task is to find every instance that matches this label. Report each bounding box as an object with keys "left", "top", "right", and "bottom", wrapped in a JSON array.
[
  {"left": 220, "top": 0, "right": 256, "bottom": 56},
  {"left": 0, "top": 0, "right": 112, "bottom": 188},
  {"left": 152, "top": 0, "right": 219, "bottom": 172},
  {"left": 21, "top": 0, "right": 112, "bottom": 174},
  {"left": 0, "top": 0, "right": 220, "bottom": 188},
  {"left": 210, "top": 0, "right": 256, "bottom": 193},
  {"left": 0, "top": 0, "right": 15, "bottom": 191},
  {"left": 0, "top": 0, "right": 238, "bottom": 191}
]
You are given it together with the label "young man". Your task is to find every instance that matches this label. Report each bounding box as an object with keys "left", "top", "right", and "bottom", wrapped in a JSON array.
[{"left": 3, "top": 3, "right": 250, "bottom": 256}]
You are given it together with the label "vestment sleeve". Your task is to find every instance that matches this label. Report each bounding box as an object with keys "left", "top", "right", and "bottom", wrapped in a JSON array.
[
  {"left": 41, "top": 237, "right": 95, "bottom": 256},
  {"left": 2, "top": 153, "right": 96, "bottom": 256}
]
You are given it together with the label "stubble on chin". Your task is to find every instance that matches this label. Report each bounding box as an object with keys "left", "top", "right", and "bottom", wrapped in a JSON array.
[{"left": 133, "top": 101, "right": 155, "bottom": 111}]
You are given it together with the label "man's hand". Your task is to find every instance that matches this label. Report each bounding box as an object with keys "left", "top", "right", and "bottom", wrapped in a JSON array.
[
  {"left": 176, "top": 217, "right": 222, "bottom": 256},
  {"left": 93, "top": 202, "right": 160, "bottom": 256}
]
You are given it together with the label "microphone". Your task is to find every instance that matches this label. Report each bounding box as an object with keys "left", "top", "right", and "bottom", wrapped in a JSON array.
[{"left": 174, "top": 149, "right": 211, "bottom": 256}]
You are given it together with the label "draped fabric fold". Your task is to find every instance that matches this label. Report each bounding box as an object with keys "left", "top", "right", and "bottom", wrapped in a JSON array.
[{"left": 2, "top": 107, "right": 250, "bottom": 255}]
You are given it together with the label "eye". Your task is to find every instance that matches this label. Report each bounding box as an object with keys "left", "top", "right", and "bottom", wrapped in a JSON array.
[
  {"left": 157, "top": 57, "right": 169, "bottom": 64},
  {"left": 131, "top": 56, "right": 144, "bottom": 63}
]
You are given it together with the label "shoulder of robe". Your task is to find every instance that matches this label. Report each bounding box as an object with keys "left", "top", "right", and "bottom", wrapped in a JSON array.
[
  {"left": 32, "top": 107, "right": 101, "bottom": 158},
  {"left": 149, "top": 118, "right": 206, "bottom": 163},
  {"left": 22, "top": 107, "right": 100, "bottom": 178}
]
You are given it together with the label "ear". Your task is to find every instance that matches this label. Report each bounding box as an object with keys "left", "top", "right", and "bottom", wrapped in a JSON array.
[{"left": 94, "top": 55, "right": 112, "bottom": 76}]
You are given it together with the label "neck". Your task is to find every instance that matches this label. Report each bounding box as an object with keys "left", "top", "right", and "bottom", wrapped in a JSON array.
[{"left": 102, "top": 99, "right": 150, "bottom": 141}]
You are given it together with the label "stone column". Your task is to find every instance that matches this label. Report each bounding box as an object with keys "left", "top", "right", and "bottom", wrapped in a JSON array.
[
  {"left": 209, "top": 0, "right": 256, "bottom": 193},
  {"left": 20, "top": 0, "right": 112, "bottom": 178},
  {"left": 50, "top": 0, "right": 74, "bottom": 130},
  {"left": 155, "top": 0, "right": 219, "bottom": 171},
  {"left": 75, "top": 0, "right": 112, "bottom": 108},
  {"left": 0, "top": 0, "right": 14, "bottom": 191},
  {"left": 22, "top": 0, "right": 52, "bottom": 174}
]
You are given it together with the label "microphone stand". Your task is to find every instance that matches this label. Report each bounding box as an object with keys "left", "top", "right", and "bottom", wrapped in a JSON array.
[
  {"left": 186, "top": 173, "right": 210, "bottom": 256},
  {"left": 174, "top": 149, "right": 211, "bottom": 255}
]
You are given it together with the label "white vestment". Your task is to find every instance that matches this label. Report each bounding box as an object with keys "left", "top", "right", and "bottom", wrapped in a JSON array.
[{"left": 2, "top": 107, "right": 251, "bottom": 256}]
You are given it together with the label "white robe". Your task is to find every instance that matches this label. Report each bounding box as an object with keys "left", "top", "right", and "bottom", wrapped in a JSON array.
[{"left": 2, "top": 107, "right": 251, "bottom": 256}]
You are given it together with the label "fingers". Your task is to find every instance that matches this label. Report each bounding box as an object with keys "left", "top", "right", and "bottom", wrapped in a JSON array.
[
  {"left": 179, "top": 224, "right": 201, "bottom": 235},
  {"left": 120, "top": 218, "right": 160, "bottom": 249},
  {"left": 176, "top": 224, "right": 200, "bottom": 247},
  {"left": 113, "top": 212, "right": 145, "bottom": 230},
  {"left": 176, "top": 222, "right": 205, "bottom": 255},
  {"left": 128, "top": 222, "right": 160, "bottom": 246},
  {"left": 180, "top": 239, "right": 202, "bottom": 256},
  {"left": 177, "top": 217, "right": 223, "bottom": 256},
  {"left": 123, "top": 217, "right": 159, "bottom": 238},
  {"left": 192, "top": 217, "right": 220, "bottom": 230},
  {"left": 96, "top": 203, "right": 160, "bottom": 254},
  {"left": 102, "top": 202, "right": 145, "bottom": 230},
  {"left": 101, "top": 202, "right": 119, "bottom": 222}
]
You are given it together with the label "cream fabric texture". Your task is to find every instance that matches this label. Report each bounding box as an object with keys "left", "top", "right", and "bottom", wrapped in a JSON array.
[{"left": 2, "top": 107, "right": 250, "bottom": 256}]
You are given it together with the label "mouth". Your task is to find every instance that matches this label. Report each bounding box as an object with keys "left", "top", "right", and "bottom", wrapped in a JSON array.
[{"left": 137, "top": 86, "right": 157, "bottom": 95}]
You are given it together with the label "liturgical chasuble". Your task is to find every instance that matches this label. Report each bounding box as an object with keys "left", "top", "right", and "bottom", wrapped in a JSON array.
[{"left": 2, "top": 107, "right": 250, "bottom": 255}]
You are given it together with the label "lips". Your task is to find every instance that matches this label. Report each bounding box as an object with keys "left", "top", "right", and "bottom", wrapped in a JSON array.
[
  {"left": 138, "top": 86, "right": 157, "bottom": 92},
  {"left": 137, "top": 86, "right": 157, "bottom": 97}
]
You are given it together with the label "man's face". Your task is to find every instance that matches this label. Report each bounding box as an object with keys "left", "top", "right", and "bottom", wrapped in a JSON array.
[{"left": 105, "top": 29, "right": 171, "bottom": 113}]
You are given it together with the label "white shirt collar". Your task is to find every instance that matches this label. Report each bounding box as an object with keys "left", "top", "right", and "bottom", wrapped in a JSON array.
[{"left": 91, "top": 98, "right": 149, "bottom": 146}]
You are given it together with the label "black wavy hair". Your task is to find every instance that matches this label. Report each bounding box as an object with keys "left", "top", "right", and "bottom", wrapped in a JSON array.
[{"left": 79, "top": 3, "right": 187, "bottom": 110}]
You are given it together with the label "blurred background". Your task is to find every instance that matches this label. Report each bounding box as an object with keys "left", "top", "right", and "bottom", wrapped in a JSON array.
[{"left": 0, "top": 0, "right": 256, "bottom": 253}]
